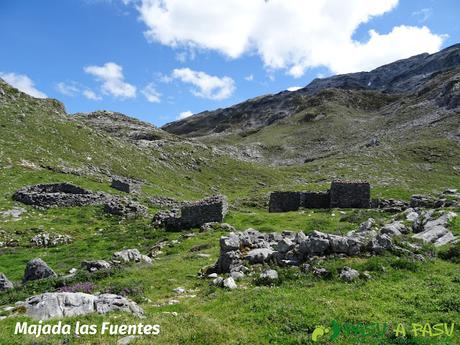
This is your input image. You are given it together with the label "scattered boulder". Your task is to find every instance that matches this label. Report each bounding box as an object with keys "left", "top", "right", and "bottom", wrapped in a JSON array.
[
  {"left": 371, "top": 199, "right": 409, "bottom": 213},
  {"left": 200, "top": 222, "right": 235, "bottom": 233},
  {"left": 30, "top": 233, "right": 73, "bottom": 247},
  {"left": 223, "top": 277, "right": 237, "bottom": 289},
  {"left": 111, "top": 177, "right": 141, "bottom": 194},
  {"left": 104, "top": 198, "right": 148, "bottom": 218},
  {"left": 173, "top": 287, "right": 186, "bottom": 294},
  {"left": 0, "top": 273, "right": 14, "bottom": 291},
  {"left": 0, "top": 207, "right": 26, "bottom": 219},
  {"left": 259, "top": 269, "right": 279, "bottom": 285},
  {"left": 212, "top": 277, "right": 224, "bottom": 287},
  {"left": 312, "top": 267, "right": 331, "bottom": 279},
  {"left": 409, "top": 195, "right": 455, "bottom": 208},
  {"left": 23, "top": 292, "right": 143, "bottom": 320},
  {"left": 412, "top": 212, "right": 457, "bottom": 246},
  {"left": 112, "top": 249, "right": 152, "bottom": 264},
  {"left": 23, "top": 258, "right": 57, "bottom": 283},
  {"left": 81, "top": 260, "right": 112, "bottom": 272},
  {"left": 118, "top": 336, "right": 138, "bottom": 345},
  {"left": 381, "top": 221, "right": 408, "bottom": 237},
  {"left": 245, "top": 248, "right": 275, "bottom": 264},
  {"left": 339, "top": 267, "right": 360, "bottom": 282},
  {"left": 230, "top": 271, "right": 245, "bottom": 281}
]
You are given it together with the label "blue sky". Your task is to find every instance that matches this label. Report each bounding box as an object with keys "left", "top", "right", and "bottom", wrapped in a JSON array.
[{"left": 1, "top": 0, "right": 459, "bottom": 126}]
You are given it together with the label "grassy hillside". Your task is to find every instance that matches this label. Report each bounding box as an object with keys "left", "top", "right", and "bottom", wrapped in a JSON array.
[{"left": 0, "top": 77, "right": 460, "bottom": 345}]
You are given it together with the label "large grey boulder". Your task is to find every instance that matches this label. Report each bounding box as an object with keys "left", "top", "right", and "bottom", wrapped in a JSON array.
[
  {"left": 215, "top": 250, "right": 242, "bottom": 273},
  {"left": 220, "top": 234, "right": 240, "bottom": 252},
  {"left": 329, "top": 234, "right": 363, "bottom": 256},
  {"left": 23, "top": 292, "right": 143, "bottom": 320},
  {"left": 23, "top": 258, "right": 57, "bottom": 283},
  {"left": 245, "top": 248, "right": 275, "bottom": 264},
  {"left": 81, "top": 260, "right": 112, "bottom": 272},
  {"left": 95, "top": 293, "right": 144, "bottom": 316},
  {"left": 412, "top": 212, "right": 457, "bottom": 246},
  {"left": 259, "top": 269, "right": 279, "bottom": 285},
  {"left": 299, "top": 231, "right": 331, "bottom": 256},
  {"left": 339, "top": 267, "right": 360, "bottom": 282},
  {"left": 112, "top": 249, "right": 152, "bottom": 264},
  {"left": 381, "top": 221, "right": 407, "bottom": 237},
  {"left": 276, "top": 238, "right": 294, "bottom": 253},
  {"left": 0, "top": 273, "right": 14, "bottom": 291},
  {"left": 369, "top": 234, "right": 393, "bottom": 254},
  {"left": 223, "top": 277, "right": 237, "bottom": 289}
]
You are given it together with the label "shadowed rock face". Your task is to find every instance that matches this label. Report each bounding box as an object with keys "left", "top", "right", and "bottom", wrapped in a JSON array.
[
  {"left": 162, "top": 44, "right": 460, "bottom": 137},
  {"left": 23, "top": 258, "right": 57, "bottom": 283}
]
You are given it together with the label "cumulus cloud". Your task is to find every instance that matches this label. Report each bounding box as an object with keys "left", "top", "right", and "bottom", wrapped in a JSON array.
[
  {"left": 412, "top": 8, "right": 432, "bottom": 23},
  {"left": 83, "top": 89, "right": 102, "bottom": 100},
  {"left": 56, "top": 82, "right": 80, "bottom": 97},
  {"left": 56, "top": 81, "right": 102, "bottom": 100},
  {"left": 137, "top": 0, "right": 445, "bottom": 76},
  {"left": 172, "top": 68, "right": 235, "bottom": 100},
  {"left": 0, "top": 72, "right": 47, "bottom": 98},
  {"left": 287, "top": 86, "right": 302, "bottom": 92},
  {"left": 84, "top": 62, "right": 136, "bottom": 99},
  {"left": 245, "top": 74, "right": 254, "bottom": 81},
  {"left": 142, "top": 83, "right": 161, "bottom": 103},
  {"left": 178, "top": 110, "right": 193, "bottom": 119}
]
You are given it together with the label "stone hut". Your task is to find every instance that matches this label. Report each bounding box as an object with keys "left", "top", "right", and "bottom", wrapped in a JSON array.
[
  {"left": 268, "top": 192, "right": 302, "bottom": 212},
  {"left": 153, "top": 195, "right": 228, "bottom": 231},
  {"left": 329, "top": 180, "right": 370, "bottom": 208},
  {"left": 111, "top": 177, "right": 141, "bottom": 194}
]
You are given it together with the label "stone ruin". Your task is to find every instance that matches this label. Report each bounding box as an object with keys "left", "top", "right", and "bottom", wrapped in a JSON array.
[
  {"left": 111, "top": 177, "right": 141, "bottom": 194},
  {"left": 13, "top": 183, "right": 108, "bottom": 208},
  {"left": 205, "top": 207, "right": 458, "bottom": 276},
  {"left": 269, "top": 180, "right": 370, "bottom": 212},
  {"left": 330, "top": 180, "right": 370, "bottom": 208},
  {"left": 268, "top": 191, "right": 331, "bottom": 212},
  {"left": 13, "top": 183, "right": 147, "bottom": 218},
  {"left": 153, "top": 195, "right": 228, "bottom": 231}
]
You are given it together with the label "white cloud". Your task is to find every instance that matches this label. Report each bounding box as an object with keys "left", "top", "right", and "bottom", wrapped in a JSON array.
[
  {"left": 412, "top": 8, "right": 432, "bottom": 23},
  {"left": 245, "top": 74, "right": 254, "bottom": 81},
  {"left": 142, "top": 83, "right": 161, "bottom": 103},
  {"left": 83, "top": 89, "right": 102, "bottom": 100},
  {"left": 172, "top": 68, "right": 235, "bottom": 100},
  {"left": 178, "top": 110, "right": 193, "bottom": 119},
  {"left": 137, "top": 0, "right": 445, "bottom": 76},
  {"left": 287, "top": 86, "right": 302, "bottom": 92},
  {"left": 84, "top": 62, "right": 136, "bottom": 99},
  {"left": 0, "top": 72, "right": 47, "bottom": 98},
  {"left": 56, "top": 82, "right": 79, "bottom": 96}
]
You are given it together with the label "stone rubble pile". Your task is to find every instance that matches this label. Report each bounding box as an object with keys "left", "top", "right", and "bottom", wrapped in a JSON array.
[
  {"left": 206, "top": 208, "right": 457, "bottom": 275},
  {"left": 13, "top": 183, "right": 148, "bottom": 218},
  {"left": 30, "top": 232, "right": 73, "bottom": 247}
]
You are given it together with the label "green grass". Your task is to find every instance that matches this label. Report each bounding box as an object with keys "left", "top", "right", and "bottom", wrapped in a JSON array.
[{"left": 1, "top": 79, "right": 460, "bottom": 344}]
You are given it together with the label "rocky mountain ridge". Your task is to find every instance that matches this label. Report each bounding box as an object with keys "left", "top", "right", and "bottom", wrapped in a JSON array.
[{"left": 162, "top": 44, "right": 460, "bottom": 138}]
